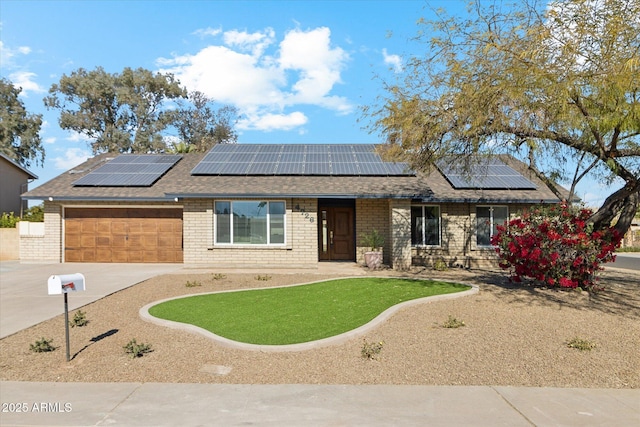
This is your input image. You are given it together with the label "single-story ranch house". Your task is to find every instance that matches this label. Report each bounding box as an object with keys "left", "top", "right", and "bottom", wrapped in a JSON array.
[{"left": 21, "top": 143, "right": 569, "bottom": 269}]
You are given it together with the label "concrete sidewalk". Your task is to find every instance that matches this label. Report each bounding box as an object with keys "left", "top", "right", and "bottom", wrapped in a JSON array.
[{"left": 1, "top": 382, "right": 638, "bottom": 427}]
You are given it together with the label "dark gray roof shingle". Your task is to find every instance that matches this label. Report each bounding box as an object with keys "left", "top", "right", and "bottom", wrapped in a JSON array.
[{"left": 23, "top": 148, "right": 566, "bottom": 204}]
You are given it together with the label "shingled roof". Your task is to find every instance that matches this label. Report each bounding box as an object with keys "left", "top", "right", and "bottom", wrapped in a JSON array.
[{"left": 22, "top": 145, "right": 566, "bottom": 204}]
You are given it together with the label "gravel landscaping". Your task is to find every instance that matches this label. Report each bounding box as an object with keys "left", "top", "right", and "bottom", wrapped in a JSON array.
[{"left": 1, "top": 267, "right": 638, "bottom": 388}]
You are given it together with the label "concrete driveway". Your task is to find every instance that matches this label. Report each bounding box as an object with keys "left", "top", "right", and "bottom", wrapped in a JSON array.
[{"left": 0, "top": 261, "right": 183, "bottom": 338}]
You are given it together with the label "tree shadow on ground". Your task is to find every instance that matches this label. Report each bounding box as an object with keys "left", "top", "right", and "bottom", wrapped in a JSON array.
[
  {"left": 470, "top": 269, "right": 640, "bottom": 320},
  {"left": 71, "top": 329, "right": 119, "bottom": 360},
  {"left": 400, "top": 266, "right": 640, "bottom": 320}
]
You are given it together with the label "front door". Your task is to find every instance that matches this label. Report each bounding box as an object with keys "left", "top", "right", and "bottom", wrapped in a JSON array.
[{"left": 318, "top": 206, "right": 355, "bottom": 261}]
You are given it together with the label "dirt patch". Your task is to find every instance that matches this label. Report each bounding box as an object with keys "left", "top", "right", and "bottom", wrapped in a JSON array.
[{"left": 1, "top": 267, "right": 638, "bottom": 388}]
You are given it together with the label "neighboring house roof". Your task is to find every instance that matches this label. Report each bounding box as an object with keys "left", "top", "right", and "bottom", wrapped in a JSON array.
[
  {"left": 22, "top": 144, "right": 567, "bottom": 204},
  {"left": 0, "top": 153, "right": 38, "bottom": 180}
]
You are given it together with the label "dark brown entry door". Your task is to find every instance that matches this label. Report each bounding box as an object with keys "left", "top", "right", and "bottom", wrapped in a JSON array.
[{"left": 318, "top": 207, "right": 354, "bottom": 261}]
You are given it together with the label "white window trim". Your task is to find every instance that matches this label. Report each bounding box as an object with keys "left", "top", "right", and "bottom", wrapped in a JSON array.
[
  {"left": 475, "top": 205, "right": 508, "bottom": 248},
  {"left": 411, "top": 205, "right": 441, "bottom": 248},
  {"left": 214, "top": 200, "right": 287, "bottom": 247}
]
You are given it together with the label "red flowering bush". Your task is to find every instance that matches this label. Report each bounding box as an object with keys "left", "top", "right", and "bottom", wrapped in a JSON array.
[{"left": 491, "top": 203, "right": 622, "bottom": 291}]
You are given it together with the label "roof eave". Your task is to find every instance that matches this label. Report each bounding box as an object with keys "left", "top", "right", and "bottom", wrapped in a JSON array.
[{"left": 166, "top": 192, "right": 427, "bottom": 200}]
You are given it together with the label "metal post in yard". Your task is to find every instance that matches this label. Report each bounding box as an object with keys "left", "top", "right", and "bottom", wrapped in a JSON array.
[{"left": 64, "top": 293, "right": 70, "bottom": 362}]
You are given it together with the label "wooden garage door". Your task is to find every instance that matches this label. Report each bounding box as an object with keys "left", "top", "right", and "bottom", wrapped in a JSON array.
[{"left": 65, "top": 208, "right": 183, "bottom": 263}]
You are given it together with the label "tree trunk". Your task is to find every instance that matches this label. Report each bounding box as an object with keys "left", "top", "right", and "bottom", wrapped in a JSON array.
[{"left": 589, "top": 183, "right": 640, "bottom": 236}]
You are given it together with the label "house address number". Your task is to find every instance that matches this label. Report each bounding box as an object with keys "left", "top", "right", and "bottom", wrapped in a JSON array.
[{"left": 293, "top": 204, "right": 315, "bottom": 223}]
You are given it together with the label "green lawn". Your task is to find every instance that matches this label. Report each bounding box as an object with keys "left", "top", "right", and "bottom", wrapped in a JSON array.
[{"left": 148, "top": 277, "right": 470, "bottom": 345}]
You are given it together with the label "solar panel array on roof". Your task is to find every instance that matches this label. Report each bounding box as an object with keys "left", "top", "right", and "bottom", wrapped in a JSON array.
[
  {"left": 437, "top": 157, "right": 537, "bottom": 190},
  {"left": 191, "top": 144, "right": 413, "bottom": 176},
  {"left": 73, "top": 154, "right": 182, "bottom": 187}
]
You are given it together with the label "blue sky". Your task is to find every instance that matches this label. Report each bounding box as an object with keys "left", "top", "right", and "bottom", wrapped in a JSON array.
[{"left": 0, "top": 0, "right": 617, "bottom": 206}]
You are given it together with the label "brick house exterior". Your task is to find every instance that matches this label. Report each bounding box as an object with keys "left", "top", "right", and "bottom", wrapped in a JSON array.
[{"left": 21, "top": 144, "right": 568, "bottom": 269}]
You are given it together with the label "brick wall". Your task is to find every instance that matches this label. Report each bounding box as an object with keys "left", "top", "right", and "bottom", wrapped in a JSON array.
[
  {"left": 355, "top": 199, "right": 390, "bottom": 265},
  {"left": 412, "top": 202, "right": 531, "bottom": 269},
  {"left": 20, "top": 202, "right": 61, "bottom": 262},
  {"left": 183, "top": 198, "right": 319, "bottom": 268}
]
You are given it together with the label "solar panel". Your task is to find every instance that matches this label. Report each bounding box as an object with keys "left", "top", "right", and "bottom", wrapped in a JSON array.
[
  {"left": 191, "top": 144, "right": 414, "bottom": 176},
  {"left": 438, "top": 158, "right": 537, "bottom": 189},
  {"left": 73, "top": 154, "right": 182, "bottom": 187}
]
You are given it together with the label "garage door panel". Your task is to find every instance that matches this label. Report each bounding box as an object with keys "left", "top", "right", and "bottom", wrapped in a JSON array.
[
  {"left": 65, "top": 208, "right": 182, "bottom": 263},
  {"left": 96, "top": 236, "right": 111, "bottom": 247},
  {"left": 112, "top": 235, "right": 127, "bottom": 248},
  {"left": 81, "top": 221, "right": 97, "bottom": 233},
  {"left": 80, "top": 249, "right": 96, "bottom": 262},
  {"left": 141, "top": 235, "right": 158, "bottom": 247},
  {"left": 95, "top": 249, "right": 113, "bottom": 263},
  {"left": 80, "top": 235, "right": 96, "bottom": 248},
  {"left": 111, "top": 251, "right": 128, "bottom": 263},
  {"left": 65, "top": 249, "right": 82, "bottom": 263},
  {"left": 128, "top": 250, "right": 144, "bottom": 263},
  {"left": 111, "top": 222, "right": 127, "bottom": 233},
  {"left": 96, "top": 220, "right": 111, "bottom": 234},
  {"left": 66, "top": 220, "right": 82, "bottom": 234}
]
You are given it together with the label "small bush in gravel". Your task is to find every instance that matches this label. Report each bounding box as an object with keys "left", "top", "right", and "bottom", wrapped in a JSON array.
[
  {"left": 441, "top": 315, "right": 465, "bottom": 328},
  {"left": 185, "top": 280, "right": 202, "bottom": 288},
  {"left": 433, "top": 258, "right": 448, "bottom": 271},
  {"left": 361, "top": 339, "right": 384, "bottom": 360},
  {"left": 255, "top": 274, "right": 272, "bottom": 281},
  {"left": 123, "top": 339, "right": 153, "bottom": 358},
  {"left": 566, "top": 337, "right": 596, "bottom": 351},
  {"left": 212, "top": 273, "right": 227, "bottom": 280},
  {"left": 69, "top": 310, "right": 88, "bottom": 327},
  {"left": 30, "top": 337, "right": 56, "bottom": 353}
]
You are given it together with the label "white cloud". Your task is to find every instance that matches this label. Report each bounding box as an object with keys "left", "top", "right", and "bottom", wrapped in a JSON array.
[
  {"left": 0, "top": 42, "right": 44, "bottom": 95},
  {"left": 382, "top": 48, "right": 403, "bottom": 73},
  {"left": 157, "top": 26, "right": 351, "bottom": 132},
  {"left": 238, "top": 111, "right": 308, "bottom": 132},
  {"left": 279, "top": 27, "right": 351, "bottom": 110},
  {"left": 193, "top": 27, "right": 222, "bottom": 38},
  {"left": 44, "top": 137, "right": 56, "bottom": 144},
  {"left": 0, "top": 41, "right": 30, "bottom": 66},
  {"left": 66, "top": 131, "right": 93, "bottom": 143},
  {"left": 224, "top": 28, "right": 275, "bottom": 57},
  {"left": 8, "top": 71, "right": 45, "bottom": 95},
  {"left": 53, "top": 148, "right": 90, "bottom": 170}
]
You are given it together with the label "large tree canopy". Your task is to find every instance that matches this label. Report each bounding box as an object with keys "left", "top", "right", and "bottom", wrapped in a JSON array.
[
  {"left": 44, "top": 67, "right": 187, "bottom": 154},
  {"left": 168, "top": 91, "right": 238, "bottom": 152},
  {"left": 368, "top": 0, "right": 639, "bottom": 235},
  {"left": 0, "top": 78, "right": 44, "bottom": 168}
]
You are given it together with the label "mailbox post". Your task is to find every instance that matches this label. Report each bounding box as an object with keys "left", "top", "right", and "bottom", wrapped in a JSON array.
[{"left": 48, "top": 273, "right": 85, "bottom": 362}]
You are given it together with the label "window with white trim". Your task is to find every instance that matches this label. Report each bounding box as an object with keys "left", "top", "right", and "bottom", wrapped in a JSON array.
[
  {"left": 411, "top": 205, "right": 440, "bottom": 246},
  {"left": 476, "top": 206, "right": 508, "bottom": 246},
  {"left": 215, "top": 201, "right": 285, "bottom": 245}
]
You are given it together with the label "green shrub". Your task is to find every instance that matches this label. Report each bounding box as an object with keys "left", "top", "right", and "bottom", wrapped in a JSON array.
[
  {"left": 69, "top": 310, "right": 88, "bottom": 327},
  {"left": 123, "top": 339, "right": 153, "bottom": 358},
  {"left": 441, "top": 315, "right": 465, "bottom": 328},
  {"left": 361, "top": 339, "right": 384, "bottom": 359},
  {"left": 360, "top": 229, "right": 385, "bottom": 251},
  {"left": 566, "top": 337, "right": 596, "bottom": 351},
  {"left": 433, "top": 258, "right": 448, "bottom": 271},
  {"left": 0, "top": 212, "right": 19, "bottom": 228},
  {"left": 30, "top": 337, "right": 56, "bottom": 353},
  {"left": 22, "top": 205, "right": 44, "bottom": 222}
]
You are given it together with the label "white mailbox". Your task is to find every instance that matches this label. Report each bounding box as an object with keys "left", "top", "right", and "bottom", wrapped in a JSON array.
[{"left": 48, "top": 273, "right": 86, "bottom": 295}]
